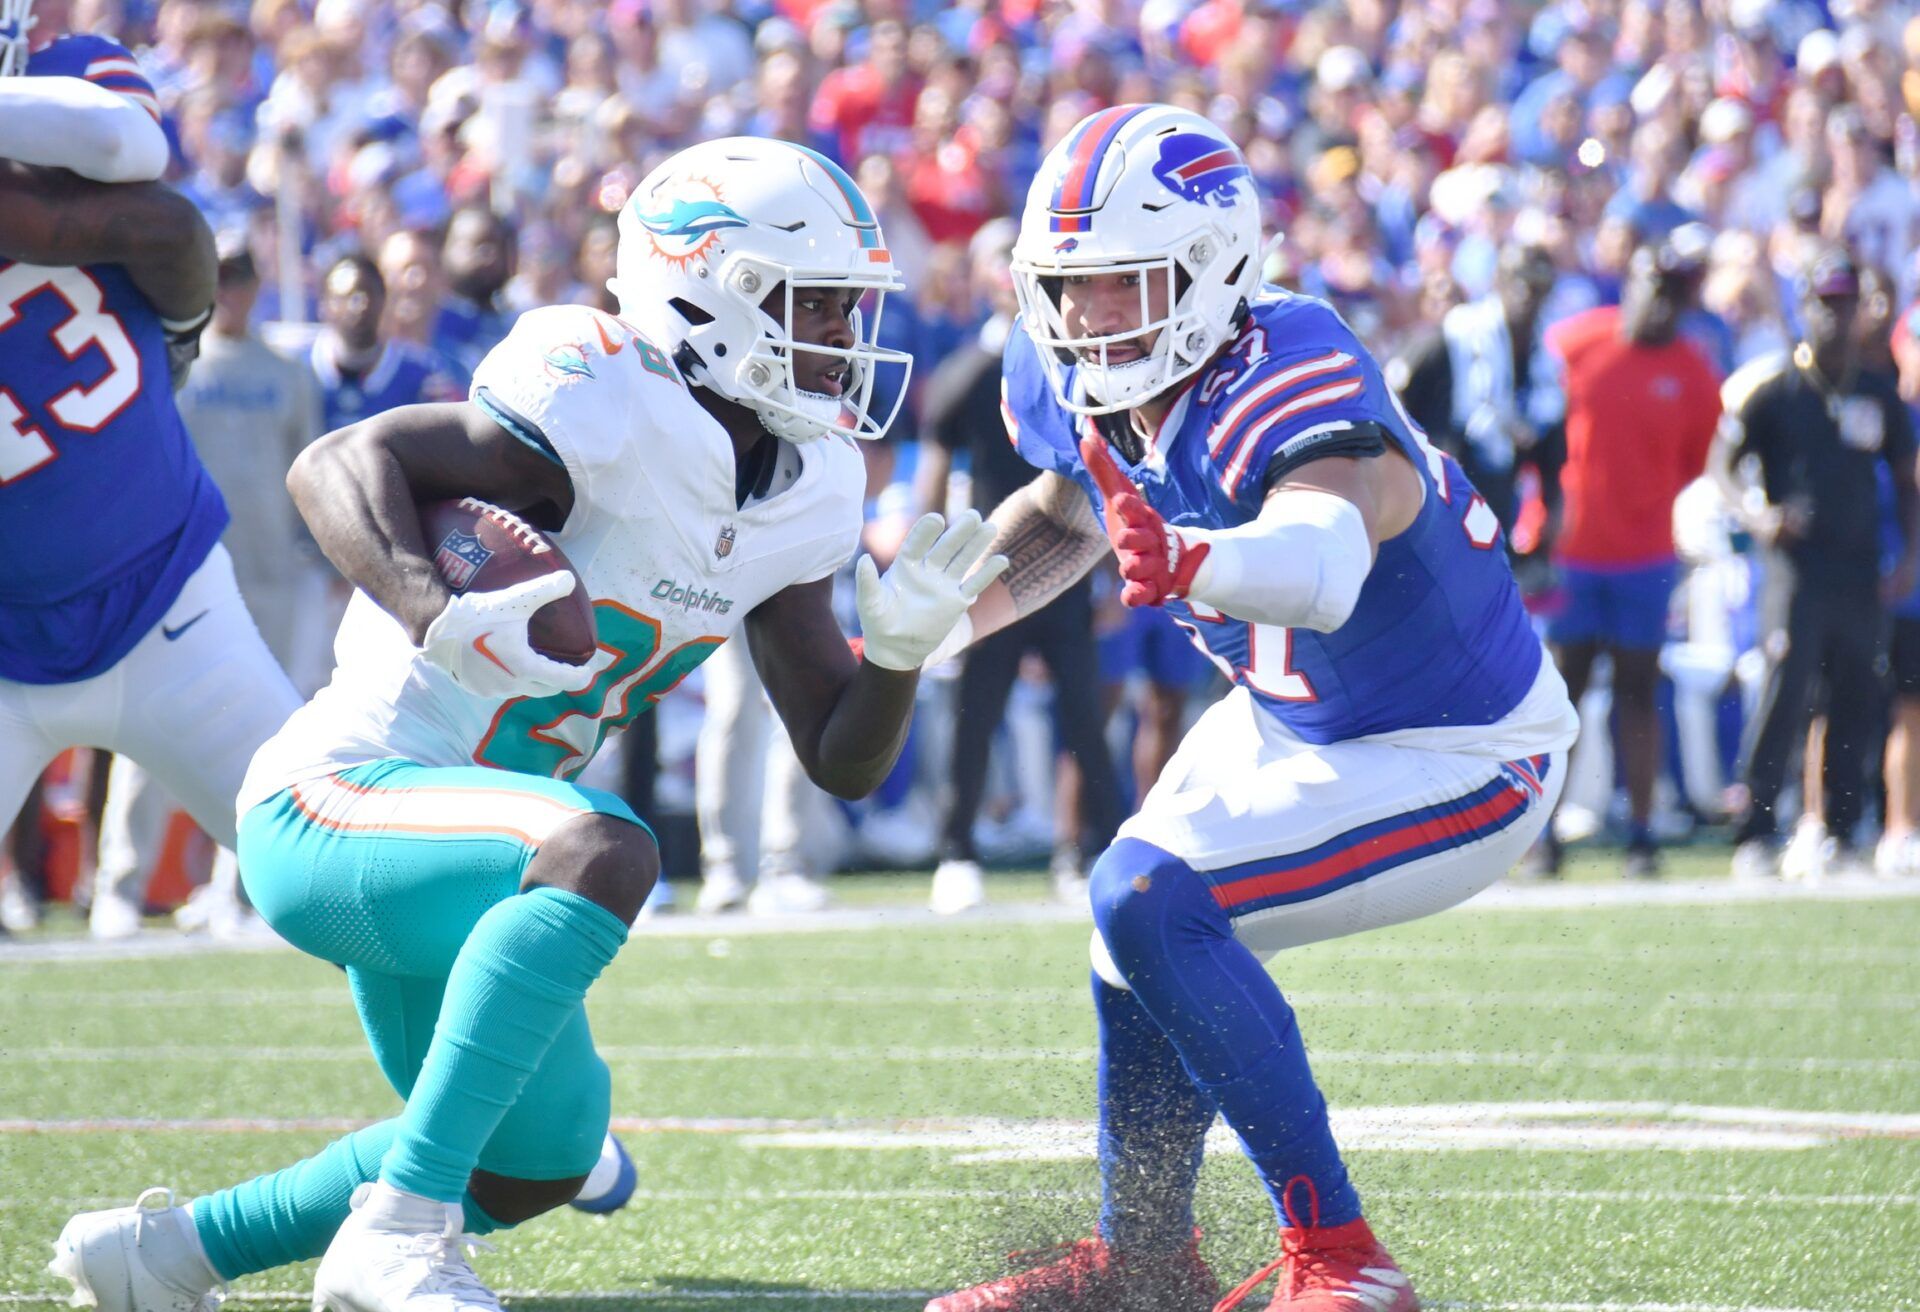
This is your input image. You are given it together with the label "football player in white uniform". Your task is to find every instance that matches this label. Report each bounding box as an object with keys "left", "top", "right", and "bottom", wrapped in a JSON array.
[{"left": 48, "top": 138, "right": 1004, "bottom": 1312}]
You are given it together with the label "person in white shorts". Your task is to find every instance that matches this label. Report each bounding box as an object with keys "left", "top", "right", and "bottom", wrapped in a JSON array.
[
  {"left": 924, "top": 104, "right": 1577, "bottom": 1312},
  {"left": 0, "top": 13, "right": 300, "bottom": 931}
]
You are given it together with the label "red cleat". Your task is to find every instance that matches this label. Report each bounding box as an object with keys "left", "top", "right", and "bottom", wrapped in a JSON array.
[
  {"left": 927, "top": 1233, "right": 1218, "bottom": 1312},
  {"left": 1213, "top": 1217, "right": 1418, "bottom": 1312}
]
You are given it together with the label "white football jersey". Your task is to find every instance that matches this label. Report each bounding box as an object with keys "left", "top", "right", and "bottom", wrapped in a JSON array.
[{"left": 240, "top": 305, "right": 866, "bottom": 812}]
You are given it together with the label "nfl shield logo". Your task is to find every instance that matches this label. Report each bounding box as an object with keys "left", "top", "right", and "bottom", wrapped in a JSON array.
[
  {"left": 434, "top": 530, "right": 493, "bottom": 591},
  {"left": 715, "top": 525, "right": 737, "bottom": 559}
]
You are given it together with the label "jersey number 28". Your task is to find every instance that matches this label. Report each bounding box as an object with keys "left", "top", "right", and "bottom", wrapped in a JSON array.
[{"left": 475, "top": 600, "right": 721, "bottom": 778}]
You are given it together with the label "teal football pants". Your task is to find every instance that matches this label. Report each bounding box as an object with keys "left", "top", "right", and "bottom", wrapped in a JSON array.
[{"left": 191, "top": 758, "right": 644, "bottom": 1279}]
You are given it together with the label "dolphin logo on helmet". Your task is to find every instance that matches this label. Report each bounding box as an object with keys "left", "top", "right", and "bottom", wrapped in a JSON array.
[{"left": 637, "top": 198, "right": 751, "bottom": 241}]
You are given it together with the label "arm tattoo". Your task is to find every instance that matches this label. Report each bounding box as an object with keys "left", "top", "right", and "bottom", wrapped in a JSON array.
[{"left": 990, "top": 471, "right": 1109, "bottom": 619}]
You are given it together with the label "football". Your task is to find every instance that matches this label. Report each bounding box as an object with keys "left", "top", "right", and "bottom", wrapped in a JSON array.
[{"left": 419, "top": 497, "right": 597, "bottom": 667}]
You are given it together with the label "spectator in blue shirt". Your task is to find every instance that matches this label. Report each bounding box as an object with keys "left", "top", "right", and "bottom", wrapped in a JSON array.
[{"left": 432, "top": 204, "right": 515, "bottom": 374}]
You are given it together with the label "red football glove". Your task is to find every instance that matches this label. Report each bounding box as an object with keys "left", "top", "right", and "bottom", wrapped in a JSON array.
[{"left": 1080, "top": 435, "right": 1210, "bottom": 608}]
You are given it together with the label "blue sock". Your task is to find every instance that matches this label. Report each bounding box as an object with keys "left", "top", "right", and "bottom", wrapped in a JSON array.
[
  {"left": 382, "top": 886, "right": 628, "bottom": 1202},
  {"left": 190, "top": 1121, "right": 502, "bottom": 1280},
  {"left": 1089, "top": 838, "right": 1360, "bottom": 1231},
  {"left": 1094, "top": 971, "right": 1216, "bottom": 1254}
]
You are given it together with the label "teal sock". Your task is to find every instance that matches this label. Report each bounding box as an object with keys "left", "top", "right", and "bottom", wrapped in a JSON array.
[
  {"left": 189, "top": 1122, "right": 508, "bottom": 1280},
  {"left": 382, "top": 886, "right": 628, "bottom": 1202},
  {"left": 190, "top": 1122, "right": 392, "bottom": 1279}
]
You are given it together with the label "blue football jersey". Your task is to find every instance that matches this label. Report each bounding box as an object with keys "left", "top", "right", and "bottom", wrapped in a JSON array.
[
  {"left": 0, "top": 37, "right": 229, "bottom": 685},
  {"left": 1004, "top": 290, "right": 1543, "bottom": 745},
  {"left": 310, "top": 336, "right": 468, "bottom": 435}
]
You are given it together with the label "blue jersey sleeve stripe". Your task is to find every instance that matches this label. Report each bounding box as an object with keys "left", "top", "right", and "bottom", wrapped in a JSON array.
[
  {"left": 1205, "top": 350, "right": 1358, "bottom": 462},
  {"left": 474, "top": 387, "right": 564, "bottom": 468},
  {"left": 1210, "top": 366, "right": 1364, "bottom": 477},
  {"left": 1217, "top": 378, "right": 1369, "bottom": 495}
]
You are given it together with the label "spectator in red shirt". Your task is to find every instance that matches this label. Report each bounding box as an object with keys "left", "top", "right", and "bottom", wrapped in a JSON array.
[
  {"left": 1539, "top": 238, "right": 1722, "bottom": 878},
  {"left": 901, "top": 84, "right": 1001, "bottom": 243},
  {"left": 807, "top": 18, "right": 920, "bottom": 167}
]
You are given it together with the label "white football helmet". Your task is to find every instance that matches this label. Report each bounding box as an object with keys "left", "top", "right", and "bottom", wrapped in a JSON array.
[
  {"left": 611, "top": 137, "right": 911, "bottom": 444},
  {"left": 1011, "top": 104, "right": 1263, "bottom": 415},
  {"left": 0, "top": 0, "right": 35, "bottom": 77}
]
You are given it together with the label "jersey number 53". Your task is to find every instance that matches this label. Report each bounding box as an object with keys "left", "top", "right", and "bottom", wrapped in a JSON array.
[{"left": 0, "top": 264, "right": 142, "bottom": 483}]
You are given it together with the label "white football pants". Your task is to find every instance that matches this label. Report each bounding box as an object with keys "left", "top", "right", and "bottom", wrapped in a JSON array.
[{"left": 0, "top": 545, "right": 302, "bottom": 853}]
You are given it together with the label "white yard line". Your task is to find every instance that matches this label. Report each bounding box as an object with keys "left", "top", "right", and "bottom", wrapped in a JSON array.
[
  {"left": 11, "top": 1185, "right": 1917, "bottom": 1210},
  {"left": 10, "top": 1044, "right": 1920, "bottom": 1076},
  {"left": 1, "top": 877, "right": 1916, "bottom": 965},
  {"left": 14, "top": 984, "right": 1920, "bottom": 1012},
  {"left": 0, "top": 1294, "right": 1871, "bottom": 1311},
  {"left": 4, "top": 1102, "right": 1916, "bottom": 1154},
  {"left": 1, "top": 1294, "right": 935, "bottom": 1306}
]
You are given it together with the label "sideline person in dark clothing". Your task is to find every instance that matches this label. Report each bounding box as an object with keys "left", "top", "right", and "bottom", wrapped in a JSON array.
[
  {"left": 1711, "top": 248, "right": 1920, "bottom": 877},
  {"left": 913, "top": 220, "right": 1123, "bottom": 914},
  {"left": 1392, "top": 242, "right": 1562, "bottom": 532}
]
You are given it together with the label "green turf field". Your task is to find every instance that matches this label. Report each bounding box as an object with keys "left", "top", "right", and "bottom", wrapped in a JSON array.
[{"left": 2, "top": 853, "right": 1917, "bottom": 1311}]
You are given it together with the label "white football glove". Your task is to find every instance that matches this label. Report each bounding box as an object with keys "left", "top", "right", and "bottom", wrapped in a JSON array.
[
  {"left": 855, "top": 510, "right": 1009, "bottom": 672},
  {"left": 420, "top": 571, "right": 597, "bottom": 701}
]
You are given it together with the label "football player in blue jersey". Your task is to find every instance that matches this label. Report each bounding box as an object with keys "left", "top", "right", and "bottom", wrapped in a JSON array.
[
  {"left": 924, "top": 105, "right": 1578, "bottom": 1312},
  {"left": 0, "top": 3, "right": 302, "bottom": 901}
]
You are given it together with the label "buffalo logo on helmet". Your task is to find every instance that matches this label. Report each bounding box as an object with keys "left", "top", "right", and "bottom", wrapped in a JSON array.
[
  {"left": 1151, "top": 134, "right": 1251, "bottom": 208},
  {"left": 433, "top": 530, "right": 493, "bottom": 592},
  {"left": 633, "top": 179, "right": 750, "bottom": 268}
]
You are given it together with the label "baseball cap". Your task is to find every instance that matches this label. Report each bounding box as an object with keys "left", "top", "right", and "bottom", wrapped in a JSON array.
[
  {"left": 1797, "top": 28, "right": 1841, "bottom": 75},
  {"left": 215, "top": 227, "right": 256, "bottom": 283},
  {"left": 1699, "top": 97, "right": 1753, "bottom": 144},
  {"left": 1729, "top": 0, "right": 1773, "bottom": 39},
  {"left": 1800, "top": 247, "right": 1861, "bottom": 298},
  {"left": 1316, "top": 45, "right": 1371, "bottom": 92}
]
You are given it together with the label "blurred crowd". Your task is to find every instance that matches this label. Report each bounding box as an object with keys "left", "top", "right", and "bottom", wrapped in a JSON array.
[{"left": 8, "top": 0, "right": 1920, "bottom": 934}]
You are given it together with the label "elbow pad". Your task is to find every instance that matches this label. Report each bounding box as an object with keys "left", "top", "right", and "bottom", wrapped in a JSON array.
[{"left": 1185, "top": 490, "right": 1372, "bottom": 632}]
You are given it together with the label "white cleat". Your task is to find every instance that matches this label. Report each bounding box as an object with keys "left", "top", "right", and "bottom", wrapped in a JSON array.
[
  {"left": 312, "top": 1183, "right": 499, "bottom": 1312},
  {"left": 1779, "top": 819, "right": 1829, "bottom": 883},
  {"left": 0, "top": 870, "right": 42, "bottom": 931},
  {"left": 929, "top": 859, "right": 986, "bottom": 915},
  {"left": 1731, "top": 839, "right": 1779, "bottom": 883},
  {"left": 1049, "top": 850, "right": 1089, "bottom": 909},
  {"left": 694, "top": 866, "right": 749, "bottom": 915},
  {"left": 48, "top": 1187, "right": 223, "bottom": 1312},
  {"left": 1874, "top": 832, "right": 1920, "bottom": 880},
  {"left": 747, "top": 871, "right": 832, "bottom": 916},
  {"left": 88, "top": 892, "right": 145, "bottom": 941}
]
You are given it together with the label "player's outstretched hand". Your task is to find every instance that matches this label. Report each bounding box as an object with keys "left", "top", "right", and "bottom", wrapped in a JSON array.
[
  {"left": 421, "top": 571, "right": 598, "bottom": 701},
  {"left": 1079, "top": 436, "right": 1208, "bottom": 608},
  {"left": 855, "top": 510, "right": 1009, "bottom": 671}
]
